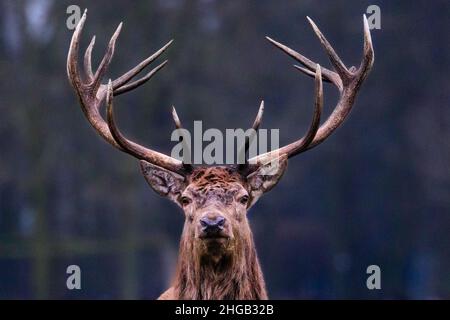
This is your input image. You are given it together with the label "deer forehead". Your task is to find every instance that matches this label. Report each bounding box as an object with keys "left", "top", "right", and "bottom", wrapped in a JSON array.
[{"left": 185, "top": 167, "right": 247, "bottom": 204}]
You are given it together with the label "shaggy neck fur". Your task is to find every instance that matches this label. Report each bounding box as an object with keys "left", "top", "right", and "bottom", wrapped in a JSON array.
[{"left": 173, "top": 226, "right": 267, "bottom": 300}]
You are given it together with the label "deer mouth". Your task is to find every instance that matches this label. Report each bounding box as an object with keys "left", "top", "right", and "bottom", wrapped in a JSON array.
[{"left": 199, "top": 233, "right": 229, "bottom": 241}]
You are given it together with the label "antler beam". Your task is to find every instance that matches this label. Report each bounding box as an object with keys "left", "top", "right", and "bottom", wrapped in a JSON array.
[
  {"left": 67, "top": 10, "right": 186, "bottom": 174},
  {"left": 248, "top": 15, "right": 374, "bottom": 167}
]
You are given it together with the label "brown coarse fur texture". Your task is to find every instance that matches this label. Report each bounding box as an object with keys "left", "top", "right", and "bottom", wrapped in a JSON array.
[
  {"left": 173, "top": 224, "right": 267, "bottom": 300},
  {"left": 189, "top": 167, "right": 244, "bottom": 193},
  {"left": 173, "top": 167, "right": 267, "bottom": 300}
]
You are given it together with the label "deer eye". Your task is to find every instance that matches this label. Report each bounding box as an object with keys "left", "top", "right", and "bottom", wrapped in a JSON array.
[
  {"left": 180, "top": 196, "right": 192, "bottom": 206},
  {"left": 239, "top": 195, "right": 249, "bottom": 205}
]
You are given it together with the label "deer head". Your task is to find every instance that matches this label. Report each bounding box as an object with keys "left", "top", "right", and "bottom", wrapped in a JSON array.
[{"left": 67, "top": 10, "right": 374, "bottom": 299}]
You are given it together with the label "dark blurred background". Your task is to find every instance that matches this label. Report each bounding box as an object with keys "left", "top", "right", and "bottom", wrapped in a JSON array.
[{"left": 0, "top": 0, "right": 449, "bottom": 299}]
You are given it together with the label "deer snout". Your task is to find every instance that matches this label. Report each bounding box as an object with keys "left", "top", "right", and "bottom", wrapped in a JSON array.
[{"left": 199, "top": 215, "right": 226, "bottom": 236}]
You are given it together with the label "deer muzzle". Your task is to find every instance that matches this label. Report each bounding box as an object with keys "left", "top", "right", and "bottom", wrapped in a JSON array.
[{"left": 198, "top": 213, "right": 228, "bottom": 240}]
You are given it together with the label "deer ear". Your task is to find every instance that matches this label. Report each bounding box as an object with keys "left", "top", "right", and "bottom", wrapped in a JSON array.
[
  {"left": 246, "top": 155, "right": 288, "bottom": 207},
  {"left": 139, "top": 160, "right": 187, "bottom": 206}
]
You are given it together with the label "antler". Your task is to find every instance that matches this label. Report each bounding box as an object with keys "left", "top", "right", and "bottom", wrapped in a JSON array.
[
  {"left": 67, "top": 10, "right": 187, "bottom": 174},
  {"left": 248, "top": 15, "right": 374, "bottom": 167},
  {"left": 236, "top": 100, "right": 265, "bottom": 166}
]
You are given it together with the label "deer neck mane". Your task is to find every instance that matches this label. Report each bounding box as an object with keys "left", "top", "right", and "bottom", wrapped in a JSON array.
[{"left": 173, "top": 229, "right": 267, "bottom": 300}]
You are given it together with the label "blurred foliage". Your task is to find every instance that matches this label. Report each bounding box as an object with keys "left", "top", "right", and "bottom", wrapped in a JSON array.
[{"left": 0, "top": 0, "right": 449, "bottom": 299}]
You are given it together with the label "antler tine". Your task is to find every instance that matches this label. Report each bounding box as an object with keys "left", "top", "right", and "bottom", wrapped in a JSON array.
[
  {"left": 237, "top": 101, "right": 265, "bottom": 167},
  {"left": 265, "top": 36, "right": 339, "bottom": 87},
  {"left": 113, "top": 39, "right": 174, "bottom": 89},
  {"left": 248, "top": 15, "right": 374, "bottom": 168},
  {"left": 265, "top": 36, "right": 315, "bottom": 72},
  {"left": 84, "top": 35, "right": 96, "bottom": 82},
  {"left": 114, "top": 60, "right": 168, "bottom": 96},
  {"left": 171, "top": 106, "right": 193, "bottom": 170},
  {"left": 106, "top": 81, "right": 185, "bottom": 174},
  {"left": 245, "top": 100, "right": 264, "bottom": 155},
  {"left": 171, "top": 106, "right": 182, "bottom": 129},
  {"left": 91, "top": 22, "right": 122, "bottom": 93},
  {"left": 306, "top": 17, "right": 352, "bottom": 82},
  {"left": 251, "top": 100, "right": 265, "bottom": 131},
  {"left": 360, "top": 14, "right": 375, "bottom": 75},
  {"left": 285, "top": 65, "right": 323, "bottom": 157},
  {"left": 67, "top": 9, "right": 87, "bottom": 91},
  {"left": 293, "top": 64, "right": 331, "bottom": 83}
]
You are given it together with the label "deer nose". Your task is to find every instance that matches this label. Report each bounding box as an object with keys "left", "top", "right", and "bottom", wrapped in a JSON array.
[{"left": 200, "top": 215, "right": 225, "bottom": 233}]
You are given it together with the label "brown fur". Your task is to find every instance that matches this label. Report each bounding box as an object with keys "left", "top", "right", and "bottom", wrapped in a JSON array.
[
  {"left": 160, "top": 167, "right": 268, "bottom": 300},
  {"left": 173, "top": 213, "right": 267, "bottom": 299}
]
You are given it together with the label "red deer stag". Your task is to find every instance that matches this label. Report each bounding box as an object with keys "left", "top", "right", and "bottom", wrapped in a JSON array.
[{"left": 67, "top": 10, "right": 374, "bottom": 300}]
